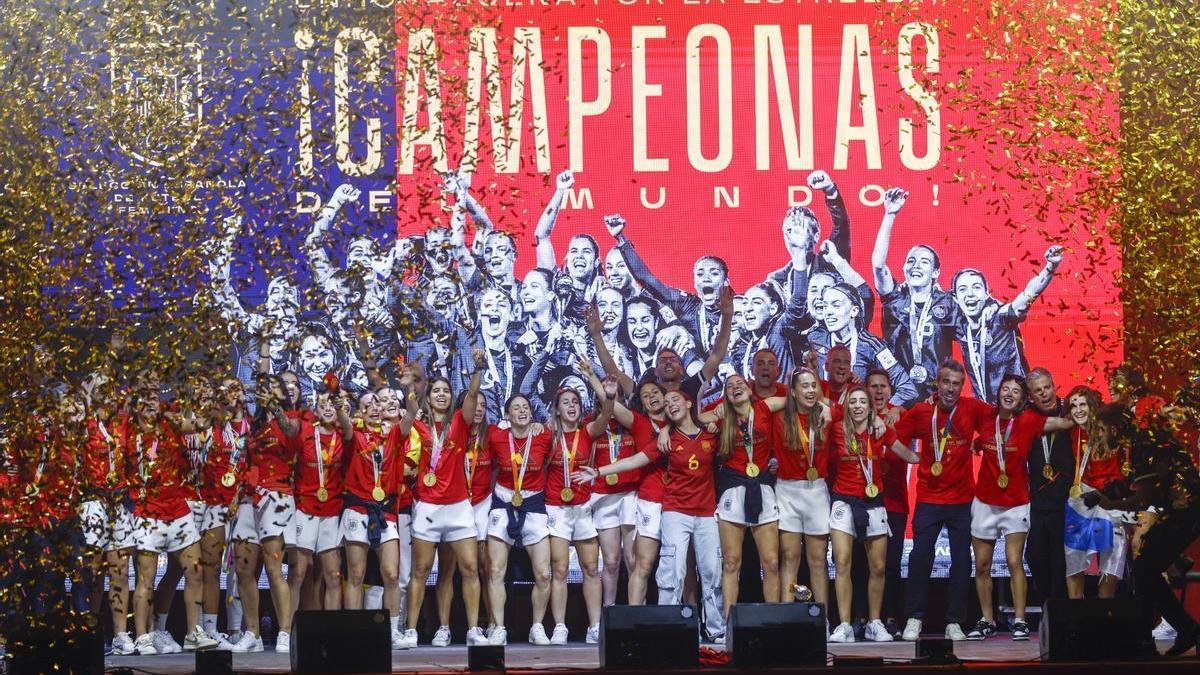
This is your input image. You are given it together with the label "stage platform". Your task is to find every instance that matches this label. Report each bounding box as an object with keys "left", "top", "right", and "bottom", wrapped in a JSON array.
[{"left": 104, "top": 639, "right": 1196, "bottom": 674}]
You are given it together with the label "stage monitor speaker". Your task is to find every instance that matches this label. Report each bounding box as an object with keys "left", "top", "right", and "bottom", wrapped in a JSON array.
[
  {"left": 468, "top": 644, "right": 505, "bottom": 671},
  {"left": 727, "top": 602, "right": 827, "bottom": 668},
  {"left": 291, "top": 609, "right": 391, "bottom": 674},
  {"left": 600, "top": 605, "right": 699, "bottom": 670},
  {"left": 9, "top": 616, "right": 103, "bottom": 675},
  {"left": 195, "top": 649, "right": 233, "bottom": 675},
  {"left": 915, "top": 637, "right": 957, "bottom": 664},
  {"left": 1040, "top": 598, "right": 1155, "bottom": 661}
]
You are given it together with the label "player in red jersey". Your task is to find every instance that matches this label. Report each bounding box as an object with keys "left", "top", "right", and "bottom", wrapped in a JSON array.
[
  {"left": 396, "top": 351, "right": 489, "bottom": 648},
  {"left": 965, "top": 375, "right": 1071, "bottom": 641},
  {"left": 483, "top": 394, "right": 553, "bottom": 646},
  {"left": 545, "top": 362, "right": 613, "bottom": 646},
  {"left": 820, "top": 345, "right": 855, "bottom": 405},
  {"left": 773, "top": 368, "right": 833, "bottom": 611},
  {"left": 826, "top": 386, "right": 919, "bottom": 643},
  {"left": 577, "top": 390, "right": 726, "bottom": 643},
  {"left": 865, "top": 368, "right": 910, "bottom": 634}
]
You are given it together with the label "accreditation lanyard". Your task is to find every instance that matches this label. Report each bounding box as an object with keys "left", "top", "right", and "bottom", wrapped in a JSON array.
[
  {"left": 508, "top": 431, "right": 533, "bottom": 495},
  {"left": 994, "top": 416, "right": 1015, "bottom": 476},
  {"left": 1073, "top": 430, "right": 1091, "bottom": 487},
  {"left": 930, "top": 405, "right": 957, "bottom": 464}
]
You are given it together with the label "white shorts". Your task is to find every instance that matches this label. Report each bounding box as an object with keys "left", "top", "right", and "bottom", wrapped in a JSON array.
[
  {"left": 635, "top": 498, "right": 663, "bottom": 541},
  {"left": 486, "top": 487, "right": 549, "bottom": 547},
  {"left": 78, "top": 499, "right": 135, "bottom": 551},
  {"left": 133, "top": 513, "right": 201, "bottom": 554},
  {"left": 412, "top": 500, "right": 477, "bottom": 543},
  {"left": 287, "top": 511, "right": 342, "bottom": 554},
  {"left": 188, "top": 500, "right": 231, "bottom": 534},
  {"left": 970, "top": 499, "right": 1031, "bottom": 540},
  {"left": 716, "top": 484, "right": 780, "bottom": 526},
  {"left": 251, "top": 489, "right": 295, "bottom": 541},
  {"left": 590, "top": 491, "right": 638, "bottom": 531},
  {"left": 775, "top": 479, "right": 832, "bottom": 536},
  {"left": 339, "top": 509, "right": 400, "bottom": 547},
  {"left": 230, "top": 500, "right": 260, "bottom": 545},
  {"left": 829, "top": 500, "right": 891, "bottom": 539},
  {"left": 547, "top": 504, "right": 599, "bottom": 541},
  {"left": 473, "top": 500, "right": 491, "bottom": 542}
]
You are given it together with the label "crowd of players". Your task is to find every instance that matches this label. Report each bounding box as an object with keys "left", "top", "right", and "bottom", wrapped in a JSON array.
[{"left": 3, "top": 170, "right": 1199, "bottom": 658}]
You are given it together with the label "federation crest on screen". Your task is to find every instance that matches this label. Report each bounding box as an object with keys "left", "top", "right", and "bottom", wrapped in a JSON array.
[{"left": 105, "top": 40, "right": 204, "bottom": 167}]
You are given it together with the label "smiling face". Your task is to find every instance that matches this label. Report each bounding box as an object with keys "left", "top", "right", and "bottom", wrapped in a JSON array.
[
  {"left": 424, "top": 227, "right": 453, "bottom": 273},
  {"left": 479, "top": 290, "right": 513, "bottom": 341},
  {"left": 902, "top": 245, "right": 939, "bottom": 290},
  {"left": 315, "top": 394, "right": 338, "bottom": 425},
  {"left": 219, "top": 377, "right": 245, "bottom": 411},
  {"left": 655, "top": 349, "right": 684, "bottom": 381},
  {"left": 996, "top": 379, "right": 1026, "bottom": 414},
  {"left": 358, "top": 392, "right": 380, "bottom": 424},
  {"left": 506, "top": 396, "right": 533, "bottom": 428},
  {"left": 346, "top": 238, "right": 376, "bottom": 271},
  {"left": 638, "top": 382, "right": 666, "bottom": 416},
  {"left": 751, "top": 350, "right": 780, "bottom": 388},
  {"left": 482, "top": 233, "right": 516, "bottom": 278},
  {"left": 299, "top": 334, "right": 335, "bottom": 383},
  {"left": 1068, "top": 393, "right": 1092, "bottom": 426},
  {"left": 866, "top": 372, "right": 892, "bottom": 410},
  {"left": 953, "top": 270, "right": 989, "bottom": 320},
  {"left": 664, "top": 391, "right": 692, "bottom": 424},
  {"left": 821, "top": 287, "right": 859, "bottom": 333},
  {"left": 692, "top": 258, "right": 727, "bottom": 307},
  {"left": 425, "top": 277, "right": 458, "bottom": 313},
  {"left": 792, "top": 371, "right": 820, "bottom": 409},
  {"left": 935, "top": 366, "right": 966, "bottom": 409},
  {"left": 604, "top": 248, "right": 631, "bottom": 291},
  {"left": 806, "top": 273, "right": 835, "bottom": 321},
  {"left": 521, "top": 270, "right": 553, "bottom": 316},
  {"left": 626, "top": 302, "right": 656, "bottom": 351},
  {"left": 846, "top": 389, "right": 871, "bottom": 425},
  {"left": 556, "top": 389, "right": 582, "bottom": 426},
  {"left": 1027, "top": 373, "right": 1057, "bottom": 412},
  {"left": 376, "top": 387, "right": 402, "bottom": 421},
  {"left": 565, "top": 235, "right": 598, "bottom": 281},
  {"left": 429, "top": 380, "right": 452, "bottom": 414},
  {"left": 724, "top": 375, "right": 751, "bottom": 406},
  {"left": 265, "top": 276, "right": 298, "bottom": 322},
  {"left": 743, "top": 286, "right": 777, "bottom": 332},
  {"left": 472, "top": 393, "right": 488, "bottom": 426},
  {"left": 827, "top": 349, "right": 852, "bottom": 385},
  {"left": 595, "top": 287, "right": 624, "bottom": 333}
]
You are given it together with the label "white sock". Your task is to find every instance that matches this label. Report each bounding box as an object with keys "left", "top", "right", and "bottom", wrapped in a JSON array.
[
  {"left": 201, "top": 613, "right": 218, "bottom": 635},
  {"left": 227, "top": 597, "right": 244, "bottom": 634},
  {"left": 154, "top": 613, "right": 169, "bottom": 632},
  {"left": 390, "top": 615, "right": 400, "bottom": 632},
  {"left": 365, "top": 585, "right": 384, "bottom": 610}
]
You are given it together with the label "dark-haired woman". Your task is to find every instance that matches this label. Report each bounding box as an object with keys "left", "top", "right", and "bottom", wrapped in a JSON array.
[{"left": 966, "top": 375, "right": 1072, "bottom": 641}]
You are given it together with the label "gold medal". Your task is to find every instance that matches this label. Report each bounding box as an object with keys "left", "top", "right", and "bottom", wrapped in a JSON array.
[
  {"left": 316, "top": 487, "right": 329, "bottom": 502},
  {"left": 605, "top": 474, "right": 618, "bottom": 486},
  {"left": 423, "top": 472, "right": 437, "bottom": 488},
  {"left": 1069, "top": 485, "right": 1081, "bottom": 499},
  {"left": 511, "top": 492, "right": 524, "bottom": 507},
  {"left": 931, "top": 460, "right": 943, "bottom": 476},
  {"left": 371, "top": 486, "right": 386, "bottom": 502},
  {"left": 25, "top": 483, "right": 39, "bottom": 497},
  {"left": 864, "top": 483, "right": 879, "bottom": 498},
  {"left": 561, "top": 487, "right": 574, "bottom": 502},
  {"left": 746, "top": 462, "right": 760, "bottom": 478},
  {"left": 806, "top": 467, "right": 819, "bottom": 481},
  {"left": 1121, "top": 461, "right": 1132, "bottom": 477},
  {"left": 220, "top": 471, "right": 236, "bottom": 488},
  {"left": 997, "top": 473, "right": 1009, "bottom": 489},
  {"left": 1043, "top": 465, "right": 1054, "bottom": 480},
  {"left": 106, "top": 471, "right": 118, "bottom": 484}
]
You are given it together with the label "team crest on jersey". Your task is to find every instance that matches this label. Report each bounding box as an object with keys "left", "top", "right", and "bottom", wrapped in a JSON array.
[
  {"left": 933, "top": 306, "right": 948, "bottom": 320},
  {"left": 701, "top": 441, "right": 712, "bottom": 451}
]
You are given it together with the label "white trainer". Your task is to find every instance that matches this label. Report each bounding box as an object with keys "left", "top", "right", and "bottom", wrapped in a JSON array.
[
  {"left": 393, "top": 628, "right": 418, "bottom": 650},
  {"left": 585, "top": 624, "right": 600, "bottom": 645},
  {"left": 153, "top": 630, "right": 183, "bottom": 654},
  {"left": 1153, "top": 618, "right": 1178, "bottom": 640},
  {"left": 230, "top": 631, "right": 263, "bottom": 653},
  {"left": 529, "top": 623, "right": 551, "bottom": 646},
  {"left": 466, "top": 626, "right": 489, "bottom": 646},
  {"left": 829, "top": 622, "right": 856, "bottom": 643},
  {"left": 275, "top": 630, "right": 291, "bottom": 653},
  {"left": 111, "top": 632, "right": 136, "bottom": 655},
  {"left": 945, "top": 623, "right": 968, "bottom": 641},
  {"left": 549, "top": 623, "right": 569, "bottom": 646},
  {"left": 183, "top": 625, "right": 218, "bottom": 651},
  {"left": 902, "top": 618, "right": 923, "bottom": 641},
  {"left": 209, "top": 631, "right": 235, "bottom": 651},
  {"left": 133, "top": 633, "right": 157, "bottom": 656},
  {"left": 488, "top": 625, "right": 508, "bottom": 646},
  {"left": 865, "top": 620, "right": 894, "bottom": 642},
  {"left": 432, "top": 625, "right": 452, "bottom": 647}
]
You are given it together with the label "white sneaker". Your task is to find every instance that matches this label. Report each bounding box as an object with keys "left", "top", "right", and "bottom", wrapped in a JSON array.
[
  {"left": 275, "top": 630, "right": 291, "bottom": 653},
  {"left": 393, "top": 628, "right": 418, "bottom": 650},
  {"left": 488, "top": 625, "right": 508, "bottom": 646},
  {"left": 829, "top": 622, "right": 856, "bottom": 643},
  {"left": 945, "top": 623, "right": 968, "bottom": 641},
  {"left": 709, "top": 634, "right": 725, "bottom": 646},
  {"left": 865, "top": 620, "right": 894, "bottom": 642},
  {"left": 466, "top": 626, "right": 488, "bottom": 646},
  {"left": 153, "top": 630, "right": 183, "bottom": 654},
  {"left": 431, "top": 625, "right": 451, "bottom": 647},
  {"left": 1153, "top": 618, "right": 1178, "bottom": 640},
  {"left": 209, "top": 631, "right": 235, "bottom": 651},
  {"left": 549, "top": 623, "right": 569, "bottom": 646},
  {"left": 529, "top": 623, "right": 551, "bottom": 646},
  {"left": 226, "top": 630, "right": 244, "bottom": 647},
  {"left": 133, "top": 633, "right": 157, "bottom": 656},
  {"left": 585, "top": 624, "right": 600, "bottom": 645},
  {"left": 902, "top": 618, "right": 922, "bottom": 641},
  {"left": 111, "top": 632, "right": 136, "bottom": 655},
  {"left": 230, "top": 631, "right": 263, "bottom": 653},
  {"left": 183, "top": 625, "right": 218, "bottom": 651}
]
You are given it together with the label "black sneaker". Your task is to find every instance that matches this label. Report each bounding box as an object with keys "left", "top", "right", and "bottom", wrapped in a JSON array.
[
  {"left": 1164, "top": 626, "right": 1197, "bottom": 657},
  {"left": 1011, "top": 620, "right": 1030, "bottom": 641},
  {"left": 965, "top": 618, "right": 996, "bottom": 640}
]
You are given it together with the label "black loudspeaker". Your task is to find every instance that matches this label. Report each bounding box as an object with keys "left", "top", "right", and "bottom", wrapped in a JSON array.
[
  {"left": 195, "top": 649, "right": 233, "bottom": 675},
  {"left": 468, "top": 644, "right": 505, "bottom": 670},
  {"left": 728, "top": 602, "right": 827, "bottom": 667},
  {"left": 9, "top": 618, "right": 103, "bottom": 675},
  {"left": 291, "top": 610, "right": 392, "bottom": 674},
  {"left": 600, "top": 605, "right": 699, "bottom": 670},
  {"left": 1040, "top": 598, "right": 1155, "bottom": 661}
]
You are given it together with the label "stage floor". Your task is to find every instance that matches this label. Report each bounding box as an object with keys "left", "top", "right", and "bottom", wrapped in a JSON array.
[{"left": 104, "top": 639, "right": 1190, "bottom": 673}]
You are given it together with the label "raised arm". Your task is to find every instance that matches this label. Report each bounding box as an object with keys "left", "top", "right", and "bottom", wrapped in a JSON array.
[
  {"left": 460, "top": 348, "right": 485, "bottom": 424},
  {"left": 887, "top": 439, "right": 920, "bottom": 463},
  {"left": 335, "top": 392, "right": 356, "bottom": 443},
  {"left": 305, "top": 184, "right": 361, "bottom": 290},
  {"left": 581, "top": 359, "right": 615, "bottom": 438},
  {"left": 533, "top": 170, "right": 575, "bottom": 270},
  {"left": 808, "top": 170, "right": 850, "bottom": 261},
  {"left": 1008, "top": 246, "right": 1064, "bottom": 316},
  {"left": 698, "top": 285, "right": 735, "bottom": 383},
  {"left": 206, "top": 215, "right": 262, "bottom": 332},
  {"left": 585, "top": 304, "right": 635, "bottom": 396},
  {"left": 871, "top": 187, "right": 909, "bottom": 298},
  {"left": 607, "top": 215, "right": 690, "bottom": 309}
]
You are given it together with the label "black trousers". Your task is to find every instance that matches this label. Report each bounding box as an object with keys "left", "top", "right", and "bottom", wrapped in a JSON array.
[
  {"left": 884, "top": 511, "right": 909, "bottom": 621},
  {"left": 904, "top": 502, "right": 972, "bottom": 624},
  {"left": 1131, "top": 508, "right": 1200, "bottom": 636},
  {"left": 1026, "top": 507, "right": 1067, "bottom": 602}
]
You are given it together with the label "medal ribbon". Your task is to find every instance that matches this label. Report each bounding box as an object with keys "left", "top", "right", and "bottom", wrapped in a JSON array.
[
  {"left": 930, "top": 405, "right": 957, "bottom": 465},
  {"left": 369, "top": 439, "right": 383, "bottom": 493},
  {"left": 607, "top": 428, "right": 622, "bottom": 465},
  {"left": 96, "top": 416, "right": 116, "bottom": 474},
  {"left": 1073, "top": 430, "right": 1091, "bottom": 488},
  {"left": 508, "top": 431, "right": 533, "bottom": 497},
  {"left": 561, "top": 429, "right": 580, "bottom": 493},
  {"left": 994, "top": 416, "right": 1014, "bottom": 476},
  {"left": 908, "top": 296, "right": 933, "bottom": 371},
  {"left": 137, "top": 434, "right": 158, "bottom": 483},
  {"left": 742, "top": 406, "right": 755, "bottom": 468},
  {"left": 853, "top": 433, "right": 874, "bottom": 488},
  {"left": 1041, "top": 433, "right": 1056, "bottom": 473},
  {"left": 315, "top": 426, "right": 327, "bottom": 489},
  {"left": 225, "top": 419, "right": 248, "bottom": 474},
  {"left": 466, "top": 436, "right": 481, "bottom": 491},
  {"left": 428, "top": 420, "right": 449, "bottom": 475},
  {"left": 966, "top": 317, "right": 989, "bottom": 390},
  {"left": 800, "top": 416, "right": 815, "bottom": 472}
]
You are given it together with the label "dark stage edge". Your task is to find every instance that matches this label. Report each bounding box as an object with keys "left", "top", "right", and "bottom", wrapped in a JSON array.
[{"left": 103, "top": 639, "right": 1199, "bottom": 674}]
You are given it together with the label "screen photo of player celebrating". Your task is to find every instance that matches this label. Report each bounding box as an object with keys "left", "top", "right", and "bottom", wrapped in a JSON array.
[
  {"left": 871, "top": 188, "right": 958, "bottom": 401},
  {"left": 764, "top": 170, "right": 852, "bottom": 299},
  {"left": 951, "top": 245, "right": 1064, "bottom": 403},
  {"left": 532, "top": 170, "right": 603, "bottom": 327},
  {"left": 730, "top": 281, "right": 806, "bottom": 382},
  {"left": 476, "top": 288, "right": 542, "bottom": 421}
]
